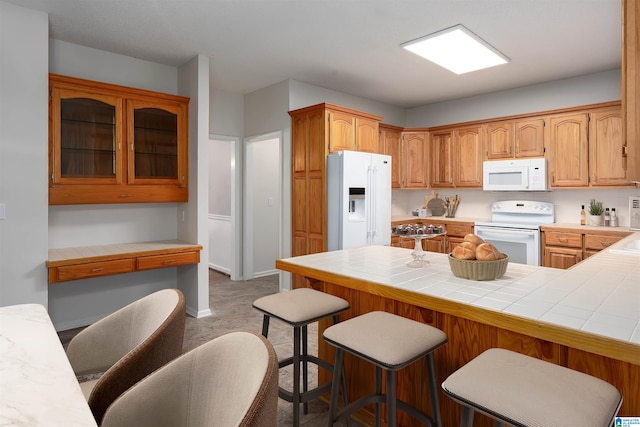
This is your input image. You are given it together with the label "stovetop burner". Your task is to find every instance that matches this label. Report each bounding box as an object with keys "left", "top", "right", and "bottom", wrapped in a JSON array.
[{"left": 475, "top": 200, "right": 555, "bottom": 229}]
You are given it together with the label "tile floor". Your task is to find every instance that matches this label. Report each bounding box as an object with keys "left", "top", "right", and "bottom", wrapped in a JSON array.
[{"left": 59, "top": 270, "right": 355, "bottom": 426}]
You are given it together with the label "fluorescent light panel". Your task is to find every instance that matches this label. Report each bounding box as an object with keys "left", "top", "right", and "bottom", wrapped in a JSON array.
[{"left": 402, "top": 24, "right": 509, "bottom": 75}]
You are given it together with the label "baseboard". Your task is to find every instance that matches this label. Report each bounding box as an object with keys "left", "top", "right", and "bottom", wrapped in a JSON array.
[
  {"left": 54, "top": 314, "right": 104, "bottom": 332},
  {"left": 253, "top": 269, "right": 278, "bottom": 278},
  {"left": 208, "top": 262, "right": 230, "bottom": 275},
  {"left": 186, "top": 306, "right": 213, "bottom": 319}
]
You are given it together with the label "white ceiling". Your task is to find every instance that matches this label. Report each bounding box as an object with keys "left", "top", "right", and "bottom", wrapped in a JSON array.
[{"left": 7, "top": 0, "right": 622, "bottom": 108}]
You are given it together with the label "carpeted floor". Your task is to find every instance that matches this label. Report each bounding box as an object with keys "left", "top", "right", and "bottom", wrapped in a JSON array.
[{"left": 59, "top": 269, "right": 355, "bottom": 426}]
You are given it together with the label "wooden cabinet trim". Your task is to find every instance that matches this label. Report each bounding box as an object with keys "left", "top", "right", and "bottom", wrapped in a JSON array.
[{"left": 46, "top": 241, "right": 202, "bottom": 283}]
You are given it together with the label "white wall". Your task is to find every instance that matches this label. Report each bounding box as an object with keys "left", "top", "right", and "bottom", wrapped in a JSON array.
[
  {"left": 393, "top": 188, "right": 640, "bottom": 227},
  {"left": 178, "top": 55, "right": 211, "bottom": 319},
  {"left": 0, "top": 1, "right": 49, "bottom": 307},
  {"left": 406, "top": 69, "right": 621, "bottom": 128},
  {"left": 288, "top": 79, "right": 407, "bottom": 125},
  {"left": 246, "top": 136, "right": 280, "bottom": 277}
]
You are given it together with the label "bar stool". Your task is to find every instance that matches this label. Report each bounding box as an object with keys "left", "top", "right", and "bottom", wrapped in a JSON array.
[
  {"left": 323, "top": 311, "right": 448, "bottom": 427},
  {"left": 253, "top": 288, "right": 350, "bottom": 427},
  {"left": 441, "top": 348, "right": 623, "bottom": 427}
]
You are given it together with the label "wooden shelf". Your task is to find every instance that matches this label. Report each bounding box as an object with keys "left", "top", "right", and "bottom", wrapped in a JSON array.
[{"left": 46, "top": 240, "right": 202, "bottom": 284}]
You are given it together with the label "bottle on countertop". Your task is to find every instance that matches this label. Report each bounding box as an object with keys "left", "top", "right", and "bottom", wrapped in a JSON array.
[
  {"left": 610, "top": 208, "right": 618, "bottom": 227},
  {"left": 580, "top": 205, "right": 586, "bottom": 226},
  {"left": 604, "top": 208, "right": 611, "bottom": 226}
]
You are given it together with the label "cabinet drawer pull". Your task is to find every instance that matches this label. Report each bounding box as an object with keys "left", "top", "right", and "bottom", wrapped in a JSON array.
[
  {"left": 162, "top": 259, "right": 175, "bottom": 264},
  {"left": 119, "top": 194, "right": 131, "bottom": 198},
  {"left": 601, "top": 241, "right": 611, "bottom": 247},
  {"left": 558, "top": 238, "right": 568, "bottom": 242},
  {"left": 91, "top": 268, "right": 104, "bottom": 272}
]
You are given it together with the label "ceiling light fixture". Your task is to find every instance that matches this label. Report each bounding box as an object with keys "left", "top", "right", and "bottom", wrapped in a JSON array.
[{"left": 401, "top": 24, "right": 509, "bottom": 75}]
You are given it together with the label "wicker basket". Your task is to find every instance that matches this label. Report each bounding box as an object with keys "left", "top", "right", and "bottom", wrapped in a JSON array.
[{"left": 448, "top": 253, "right": 509, "bottom": 281}]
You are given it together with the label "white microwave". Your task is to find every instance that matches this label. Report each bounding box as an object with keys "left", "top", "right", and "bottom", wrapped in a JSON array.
[{"left": 483, "top": 158, "right": 548, "bottom": 191}]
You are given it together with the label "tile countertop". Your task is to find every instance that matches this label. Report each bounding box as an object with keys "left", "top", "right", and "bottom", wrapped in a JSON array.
[{"left": 278, "top": 232, "right": 640, "bottom": 352}]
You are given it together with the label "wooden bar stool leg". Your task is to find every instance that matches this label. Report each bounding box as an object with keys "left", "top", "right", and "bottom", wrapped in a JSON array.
[
  {"left": 426, "top": 353, "right": 442, "bottom": 427},
  {"left": 327, "top": 348, "right": 344, "bottom": 427}
]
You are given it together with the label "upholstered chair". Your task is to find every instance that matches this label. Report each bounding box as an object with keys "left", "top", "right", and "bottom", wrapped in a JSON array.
[
  {"left": 66, "top": 288, "right": 186, "bottom": 425},
  {"left": 101, "top": 331, "right": 279, "bottom": 427}
]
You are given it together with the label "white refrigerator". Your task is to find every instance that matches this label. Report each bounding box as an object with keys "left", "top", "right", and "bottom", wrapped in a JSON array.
[{"left": 327, "top": 150, "right": 392, "bottom": 250}]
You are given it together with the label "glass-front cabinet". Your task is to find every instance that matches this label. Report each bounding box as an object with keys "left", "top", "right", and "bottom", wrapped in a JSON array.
[{"left": 49, "top": 74, "right": 189, "bottom": 204}]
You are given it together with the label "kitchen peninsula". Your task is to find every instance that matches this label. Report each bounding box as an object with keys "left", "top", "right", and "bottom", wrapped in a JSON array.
[{"left": 276, "top": 234, "right": 640, "bottom": 426}]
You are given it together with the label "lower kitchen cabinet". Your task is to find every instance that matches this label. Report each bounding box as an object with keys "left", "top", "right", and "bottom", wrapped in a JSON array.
[{"left": 541, "top": 227, "right": 631, "bottom": 269}]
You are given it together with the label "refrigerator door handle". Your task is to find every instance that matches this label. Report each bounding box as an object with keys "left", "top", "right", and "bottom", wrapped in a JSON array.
[{"left": 370, "top": 166, "right": 377, "bottom": 240}]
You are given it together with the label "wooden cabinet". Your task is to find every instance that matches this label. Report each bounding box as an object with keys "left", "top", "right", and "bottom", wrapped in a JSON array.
[
  {"left": 542, "top": 227, "right": 631, "bottom": 269},
  {"left": 623, "top": 0, "right": 640, "bottom": 182},
  {"left": 430, "top": 126, "right": 482, "bottom": 188},
  {"left": 589, "top": 107, "right": 629, "bottom": 186},
  {"left": 402, "top": 131, "right": 429, "bottom": 188},
  {"left": 49, "top": 74, "right": 189, "bottom": 205},
  {"left": 485, "top": 119, "right": 545, "bottom": 159},
  {"left": 46, "top": 241, "right": 202, "bottom": 284},
  {"left": 542, "top": 230, "right": 583, "bottom": 269},
  {"left": 547, "top": 112, "right": 589, "bottom": 187},
  {"left": 380, "top": 124, "right": 403, "bottom": 188},
  {"left": 454, "top": 126, "right": 483, "bottom": 187},
  {"left": 430, "top": 130, "right": 453, "bottom": 187},
  {"left": 547, "top": 105, "right": 630, "bottom": 188},
  {"left": 355, "top": 116, "right": 380, "bottom": 153},
  {"left": 289, "top": 103, "right": 382, "bottom": 286},
  {"left": 390, "top": 219, "right": 473, "bottom": 254}
]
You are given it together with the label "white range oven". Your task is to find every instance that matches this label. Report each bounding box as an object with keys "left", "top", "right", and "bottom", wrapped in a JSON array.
[{"left": 474, "top": 200, "right": 555, "bottom": 266}]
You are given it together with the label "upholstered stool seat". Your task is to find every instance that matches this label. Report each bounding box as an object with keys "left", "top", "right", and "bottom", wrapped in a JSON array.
[
  {"left": 253, "top": 288, "right": 350, "bottom": 427},
  {"left": 441, "top": 348, "right": 623, "bottom": 427},
  {"left": 323, "top": 311, "right": 448, "bottom": 427}
]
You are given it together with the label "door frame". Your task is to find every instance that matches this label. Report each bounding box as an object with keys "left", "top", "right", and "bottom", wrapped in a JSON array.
[{"left": 209, "top": 134, "right": 242, "bottom": 280}]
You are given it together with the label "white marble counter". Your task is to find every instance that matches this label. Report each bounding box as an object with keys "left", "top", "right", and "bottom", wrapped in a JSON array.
[
  {"left": 278, "top": 232, "right": 640, "bottom": 348},
  {"left": 0, "top": 304, "right": 97, "bottom": 426}
]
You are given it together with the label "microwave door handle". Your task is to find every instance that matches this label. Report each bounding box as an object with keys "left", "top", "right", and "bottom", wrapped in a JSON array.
[{"left": 523, "top": 168, "right": 529, "bottom": 189}]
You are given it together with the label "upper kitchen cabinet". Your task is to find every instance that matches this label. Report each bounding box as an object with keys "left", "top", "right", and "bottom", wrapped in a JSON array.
[
  {"left": 402, "top": 131, "right": 429, "bottom": 188},
  {"left": 454, "top": 126, "right": 483, "bottom": 187},
  {"left": 430, "top": 130, "right": 453, "bottom": 187},
  {"left": 49, "top": 74, "right": 189, "bottom": 205},
  {"left": 379, "top": 124, "right": 403, "bottom": 188},
  {"left": 430, "top": 125, "right": 482, "bottom": 188},
  {"left": 547, "top": 112, "right": 589, "bottom": 187},
  {"left": 589, "top": 107, "right": 628, "bottom": 186},
  {"left": 485, "top": 119, "right": 545, "bottom": 159},
  {"left": 623, "top": 0, "right": 640, "bottom": 182},
  {"left": 325, "top": 104, "right": 382, "bottom": 153},
  {"left": 548, "top": 103, "right": 630, "bottom": 188}
]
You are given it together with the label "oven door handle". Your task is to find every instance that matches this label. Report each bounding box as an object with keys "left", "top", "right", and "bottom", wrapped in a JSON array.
[{"left": 476, "top": 229, "right": 536, "bottom": 240}]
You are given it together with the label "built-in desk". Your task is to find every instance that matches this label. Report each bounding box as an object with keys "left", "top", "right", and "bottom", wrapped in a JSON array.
[
  {"left": 0, "top": 304, "right": 97, "bottom": 426},
  {"left": 276, "top": 237, "right": 639, "bottom": 426},
  {"left": 46, "top": 240, "right": 202, "bottom": 284}
]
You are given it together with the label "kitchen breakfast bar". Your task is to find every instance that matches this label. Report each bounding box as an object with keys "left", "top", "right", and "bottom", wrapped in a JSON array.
[{"left": 276, "top": 235, "right": 640, "bottom": 426}]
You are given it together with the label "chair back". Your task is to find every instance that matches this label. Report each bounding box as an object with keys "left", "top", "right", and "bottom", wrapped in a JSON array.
[
  {"left": 101, "top": 331, "right": 279, "bottom": 427},
  {"left": 66, "top": 288, "right": 186, "bottom": 424}
]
